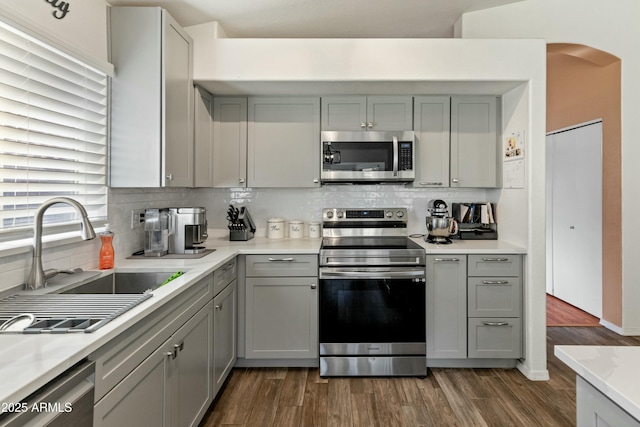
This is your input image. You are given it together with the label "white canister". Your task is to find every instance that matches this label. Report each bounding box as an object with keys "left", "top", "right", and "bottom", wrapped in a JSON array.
[
  {"left": 308, "top": 222, "right": 321, "bottom": 238},
  {"left": 289, "top": 220, "right": 304, "bottom": 238},
  {"left": 267, "top": 218, "right": 285, "bottom": 239}
]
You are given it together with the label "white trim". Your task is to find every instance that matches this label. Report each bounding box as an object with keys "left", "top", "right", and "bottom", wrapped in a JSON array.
[
  {"left": 599, "top": 318, "right": 640, "bottom": 336},
  {"left": 517, "top": 361, "right": 550, "bottom": 381},
  {"left": 0, "top": 5, "right": 114, "bottom": 76}
]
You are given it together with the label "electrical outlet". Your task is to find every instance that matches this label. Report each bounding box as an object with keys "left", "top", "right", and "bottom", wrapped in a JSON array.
[{"left": 131, "top": 209, "right": 145, "bottom": 229}]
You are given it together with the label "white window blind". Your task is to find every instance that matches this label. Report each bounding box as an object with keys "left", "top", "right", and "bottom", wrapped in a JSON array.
[{"left": 0, "top": 20, "right": 108, "bottom": 236}]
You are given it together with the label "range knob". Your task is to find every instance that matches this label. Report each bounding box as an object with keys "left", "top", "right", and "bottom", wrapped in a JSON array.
[
  {"left": 336, "top": 211, "right": 344, "bottom": 219},
  {"left": 385, "top": 211, "right": 393, "bottom": 218},
  {"left": 326, "top": 211, "right": 334, "bottom": 219},
  {"left": 396, "top": 210, "right": 405, "bottom": 218}
]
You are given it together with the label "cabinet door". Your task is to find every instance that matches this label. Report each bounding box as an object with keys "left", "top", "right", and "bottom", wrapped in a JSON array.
[
  {"left": 467, "top": 318, "right": 522, "bottom": 359},
  {"left": 213, "top": 280, "right": 237, "bottom": 397},
  {"left": 366, "top": 96, "right": 413, "bottom": 130},
  {"left": 163, "top": 10, "right": 194, "bottom": 187},
  {"left": 321, "top": 96, "right": 367, "bottom": 130},
  {"left": 194, "top": 86, "right": 214, "bottom": 187},
  {"left": 413, "top": 96, "right": 450, "bottom": 187},
  {"left": 171, "top": 302, "right": 214, "bottom": 427},
  {"left": 577, "top": 377, "right": 640, "bottom": 427},
  {"left": 450, "top": 96, "right": 498, "bottom": 188},
  {"left": 213, "top": 97, "right": 248, "bottom": 188},
  {"left": 94, "top": 344, "right": 170, "bottom": 427},
  {"left": 248, "top": 97, "right": 320, "bottom": 187},
  {"left": 245, "top": 277, "right": 318, "bottom": 359},
  {"left": 426, "top": 255, "right": 467, "bottom": 359}
]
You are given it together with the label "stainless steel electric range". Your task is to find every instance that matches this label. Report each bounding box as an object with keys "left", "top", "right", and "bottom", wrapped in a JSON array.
[{"left": 319, "top": 207, "right": 426, "bottom": 377}]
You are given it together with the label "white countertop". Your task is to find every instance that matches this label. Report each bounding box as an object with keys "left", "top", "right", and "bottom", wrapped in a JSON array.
[
  {"left": 0, "top": 233, "right": 525, "bottom": 405},
  {"left": 555, "top": 345, "right": 640, "bottom": 421}
]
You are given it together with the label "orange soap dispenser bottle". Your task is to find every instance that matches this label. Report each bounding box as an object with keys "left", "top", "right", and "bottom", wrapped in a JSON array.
[{"left": 99, "top": 223, "right": 114, "bottom": 270}]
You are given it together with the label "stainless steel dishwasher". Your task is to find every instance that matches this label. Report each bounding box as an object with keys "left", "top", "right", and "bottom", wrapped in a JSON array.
[{"left": 0, "top": 360, "right": 94, "bottom": 426}]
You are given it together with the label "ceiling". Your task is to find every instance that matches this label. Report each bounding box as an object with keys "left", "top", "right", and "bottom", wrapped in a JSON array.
[{"left": 105, "top": 0, "right": 523, "bottom": 38}]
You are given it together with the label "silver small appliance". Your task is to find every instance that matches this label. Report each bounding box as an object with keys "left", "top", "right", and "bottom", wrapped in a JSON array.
[
  {"left": 168, "top": 207, "right": 208, "bottom": 254},
  {"left": 144, "top": 208, "right": 171, "bottom": 256},
  {"left": 426, "top": 199, "right": 458, "bottom": 244}
]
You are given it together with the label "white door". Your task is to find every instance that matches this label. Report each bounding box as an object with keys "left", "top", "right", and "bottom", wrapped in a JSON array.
[{"left": 546, "top": 121, "right": 602, "bottom": 317}]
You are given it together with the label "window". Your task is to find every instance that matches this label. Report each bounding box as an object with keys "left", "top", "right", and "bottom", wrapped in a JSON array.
[{"left": 0, "top": 19, "right": 108, "bottom": 239}]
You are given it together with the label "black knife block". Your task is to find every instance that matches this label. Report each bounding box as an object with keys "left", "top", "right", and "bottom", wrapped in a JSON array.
[{"left": 230, "top": 230, "right": 254, "bottom": 241}]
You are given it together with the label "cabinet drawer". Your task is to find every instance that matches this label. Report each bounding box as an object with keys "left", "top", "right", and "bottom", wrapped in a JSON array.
[
  {"left": 468, "top": 277, "right": 522, "bottom": 317},
  {"left": 246, "top": 254, "right": 318, "bottom": 277},
  {"left": 468, "top": 254, "right": 522, "bottom": 277},
  {"left": 468, "top": 318, "right": 522, "bottom": 359},
  {"left": 214, "top": 258, "right": 237, "bottom": 296}
]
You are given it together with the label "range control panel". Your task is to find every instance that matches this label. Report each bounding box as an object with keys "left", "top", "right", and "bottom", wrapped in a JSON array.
[{"left": 322, "top": 208, "right": 407, "bottom": 222}]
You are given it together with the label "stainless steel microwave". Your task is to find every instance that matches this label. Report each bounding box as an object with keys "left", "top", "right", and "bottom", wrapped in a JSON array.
[{"left": 321, "top": 131, "right": 415, "bottom": 184}]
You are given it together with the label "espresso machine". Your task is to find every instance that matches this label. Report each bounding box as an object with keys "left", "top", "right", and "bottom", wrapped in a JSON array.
[
  {"left": 425, "top": 199, "right": 458, "bottom": 244},
  {"left": 168, "top": 207, "right": 208, "bottom": 254},
  {"left": 144, "top": 208, "right": 171, "bottom": 256}
]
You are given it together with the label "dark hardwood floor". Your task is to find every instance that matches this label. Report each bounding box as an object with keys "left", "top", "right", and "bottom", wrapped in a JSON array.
[
  {"left": 546, "top": 294, "right": 600, "bottom": 327},
  {"left": 201, "top": 327, "right": 640, "bottom": 427}
]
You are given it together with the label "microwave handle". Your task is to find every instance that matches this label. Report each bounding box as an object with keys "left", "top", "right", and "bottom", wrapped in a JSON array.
[{"left": 392, "top": 136, "right": 399, "bottom": 177}]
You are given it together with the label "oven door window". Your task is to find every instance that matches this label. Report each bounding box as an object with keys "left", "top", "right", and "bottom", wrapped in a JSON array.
[
  {"left": 322, "top": 142, "right": 393, "bottom": 172},
  {"left": 319, "top": 278, "right": 425, "bottom": 343}
]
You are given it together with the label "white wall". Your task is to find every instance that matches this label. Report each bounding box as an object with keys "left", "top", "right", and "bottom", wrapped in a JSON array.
[
  {"left": 459, "top": 0, "right": 640, "bottom": 334},
  {"left": 0, "top": 0, "right": 109, "bottom": 69}
]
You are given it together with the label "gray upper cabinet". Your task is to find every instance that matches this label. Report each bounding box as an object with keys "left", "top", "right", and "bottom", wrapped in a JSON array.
[
  {"left": 321, "top": 96, "right": 413, "bottom": 131},
  {"left": 248, "top": 97, "right": 320, "bottom": 187},
  {"left": 450, "top": 96, "right": 499, "bottom": 188},
  {"left": 109, "top": 7, "right": 193, "bottom": 188},
  {"left": 194, "top": 86, "right": 214, "bottom": 187},
  {"left": 413, "top": 96, "right": 451, "bottom": 188},
  {"left": 212, "top": 97, "right": 248, "bottom": 187}
]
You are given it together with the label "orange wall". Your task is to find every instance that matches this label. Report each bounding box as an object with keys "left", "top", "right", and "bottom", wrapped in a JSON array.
[{"left": 547, "top": 46, "right": 622, "bottom": 326}]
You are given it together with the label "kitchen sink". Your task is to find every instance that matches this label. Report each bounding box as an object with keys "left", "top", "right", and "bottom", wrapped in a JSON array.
[{"left": 61, "top": 271, "right": 182, "bottom": 294}]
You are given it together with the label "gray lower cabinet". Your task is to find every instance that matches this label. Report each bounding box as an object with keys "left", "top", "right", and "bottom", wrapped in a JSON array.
[
  {"left": 467, "top": 254, "right": 523, "bottom": 359},
  {"left": 94, "top": 302, "right": 214, "bottom": 427},
  {"left": 577, "top": 376, "right": 640, "bottom": 427},
  {"left": 426, "top": 255, "right": 467, "bottom": 359},
  {"left": 247, "top": 97, "right": 320, "bottom": 187},
  {"left": 213, "top": 279, "right": 237, "bottom": 396},
  {"left": 245, "top": 254, "right": 318, "bottom": 359},
  {"left": 91, "top": 275, "right": 214, "bottom": 427}
]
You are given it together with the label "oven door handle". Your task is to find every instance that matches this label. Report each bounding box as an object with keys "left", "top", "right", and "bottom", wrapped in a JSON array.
[{"left": 320, "top": 268, "right": 425, "bottom": 280}]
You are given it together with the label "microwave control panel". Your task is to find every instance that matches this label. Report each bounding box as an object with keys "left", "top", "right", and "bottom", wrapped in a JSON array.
[{"left": 399, "top": 142, "right": 413, "bottom": 170}]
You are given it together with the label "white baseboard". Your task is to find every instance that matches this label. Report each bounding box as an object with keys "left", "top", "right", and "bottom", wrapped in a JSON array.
[
  {"left": 517, "top": 361, "right": 550, "bottom": 381},
  {"left": 600, "top": 319, "right": 640, "bottom": 336}
]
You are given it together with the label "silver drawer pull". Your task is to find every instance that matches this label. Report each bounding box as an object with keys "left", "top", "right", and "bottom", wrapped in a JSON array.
[
  {"left": 482, "top": 280, "right": 509, "bottom": 285},
  {"left": 215, "top": 304, "right": 223, "bottom": 310},
  {"left": 482, "top": 257, "right": 509, "bottom": 262},
  {"left": 434, "top": 258, "right": 460, "bottom": 262},
  {"left": 268, "top": 257, "right": 295, "bottom": 262},
  {"left": 310, "top": 283, "right": 317, "bottom": 289},
  {"left": 221, "top": 262, "right": 235, "bottom": 271},
  {"left": 420, "top": 182, "right": 443, "bottom": 186},
  {"left": 482, "top": 321, "right": 510, "bottom": 326}
]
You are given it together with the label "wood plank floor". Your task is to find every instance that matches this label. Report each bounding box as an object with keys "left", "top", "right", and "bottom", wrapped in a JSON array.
[
  {"left": 546, "top": 294, "right": 600, "bottom": 327},
  {"left": 200, "top": 327, "right": 640, "bottom": 427}
]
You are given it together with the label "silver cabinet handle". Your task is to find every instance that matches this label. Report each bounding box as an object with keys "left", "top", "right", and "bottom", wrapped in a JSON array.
[
  {"left": 451, "top": 178, "right": 459, "bottom": 183},
  {"left": 239, "top": 178, "right": 245, "bottom": 184},
  {"left": 174, "top": 342, "right": 184, "bottom": 352},
  {"left": 313, "top": 179, "right": 319, "bottom": 183},
  {"left": 482, "top": 321, "right": 510, "bottom": 326},
  {"left": 420, "top": 182, "right": 443, "bottom": 186},
  {"left": 434, "top": 258, "right": 460, "bottom": 262},
  {"left": 221, "top": 262, "right": 235, "bottom": 271},
  {"left": 482, "top": 257, "right": 509, "bottom": 262},
  {"left": 166, "top": 174, "right": 174, "bottom": 181},
  {"left": 215, "top": 304, "right": 223, "bottom": 310},
  {"left": 310, "top": 283, "right": 317, "bottom": 289},
  {"left": 360, "top": 122, "right": 366, "bottom": 129},
  {"left": 367, "top": 122, "right": 373, "bottom": 129},
  {"left": 482, "top": 280, "right": 509, "bottom": 285},
  {"left": 268, "top": 257, "right": 294, "bottom": 262},
  {"left": 166, "top": 351, "right": 175, "bottom": 359}
]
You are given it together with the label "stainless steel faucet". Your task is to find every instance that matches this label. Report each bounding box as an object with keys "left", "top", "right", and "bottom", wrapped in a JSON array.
[{"left": 26, "top": 197, "right": 97, "bottom": 290}]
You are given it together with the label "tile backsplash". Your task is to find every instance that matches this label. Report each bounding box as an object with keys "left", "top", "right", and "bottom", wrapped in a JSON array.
[{"left": 0, "top": 185, "right": 488, "bottom": 292}]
